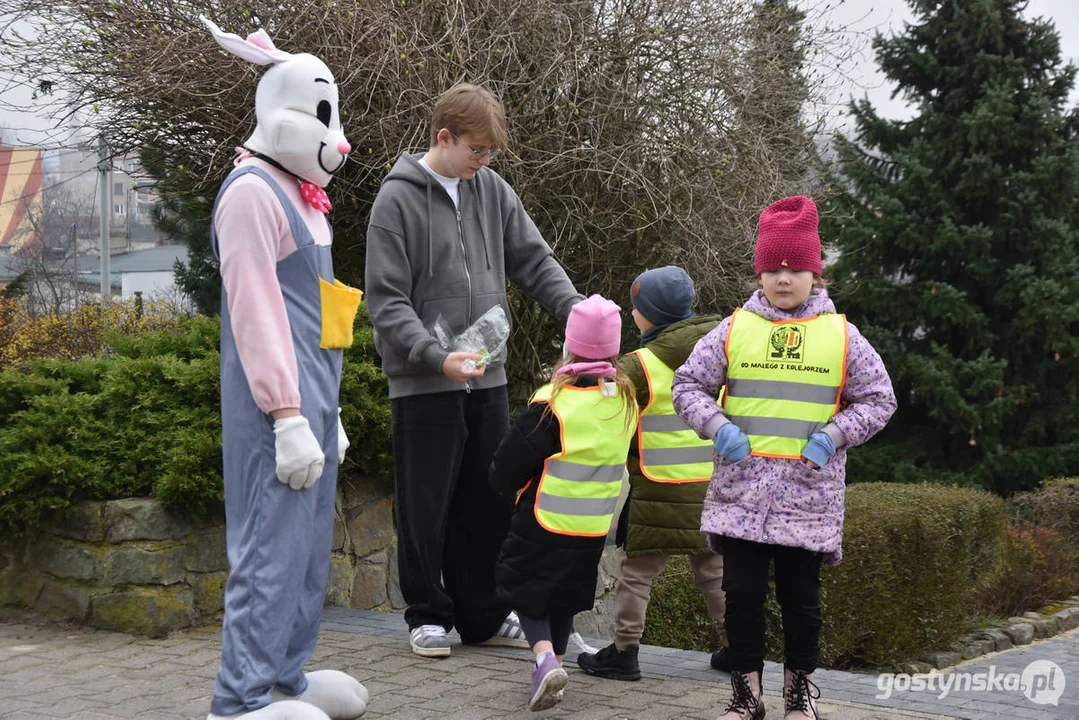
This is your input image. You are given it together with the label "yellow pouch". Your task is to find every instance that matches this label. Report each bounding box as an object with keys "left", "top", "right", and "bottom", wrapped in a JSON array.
[{"left": 319, "top": 278, "right": 363, "bottom": 349}]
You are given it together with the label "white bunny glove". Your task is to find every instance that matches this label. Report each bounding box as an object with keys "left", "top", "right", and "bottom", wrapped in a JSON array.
[
  {"left": 273, "top": 416, "right": 325, "bottom": 490},
  {"left": 337, "top": 408, "right": 349, "bottom": 465}
]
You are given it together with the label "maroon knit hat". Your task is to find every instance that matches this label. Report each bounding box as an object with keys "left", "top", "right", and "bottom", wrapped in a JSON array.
[{"left": 755, "top": 195, "right": 822, "bottom": 275}]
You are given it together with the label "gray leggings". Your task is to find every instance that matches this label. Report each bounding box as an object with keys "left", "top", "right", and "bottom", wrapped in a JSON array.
[{"left": 517, "top": 613, "right": 575, "bottom": 655}]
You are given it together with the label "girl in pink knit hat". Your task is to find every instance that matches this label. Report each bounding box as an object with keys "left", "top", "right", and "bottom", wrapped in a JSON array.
[
  {"left": 490, "top": 294, "right": 639, "bottom": 711},
  {"left": 672, "top": 196, "right": 897, "bottom": 720}
]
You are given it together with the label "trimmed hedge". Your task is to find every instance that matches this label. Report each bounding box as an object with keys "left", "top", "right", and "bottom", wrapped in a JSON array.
[
  {"left": 1006, "top": 477, "right": 1079, "bottom": 546},
  {"left": 981, "top": 478, "right": 1079, "bottom": 616},
  {"left": 820, "top": 483, "right": 1004, "bottom": 667},
  {"left": 980, "top": 522, "right": 1079, "bottom": 618},
  {"left": 0, "top": 310, "right": 391, "bottom": 542},
  {"left": 0, "top": 336, "right": 222, "bottom": 539},
  {"left": 642, "top": 483, "right": 1006, "bottom": 668}
]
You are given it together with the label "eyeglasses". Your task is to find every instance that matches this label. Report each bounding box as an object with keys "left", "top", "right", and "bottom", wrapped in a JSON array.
[{"left": 451, "top": 132, "right": 499, "bottom": 160}]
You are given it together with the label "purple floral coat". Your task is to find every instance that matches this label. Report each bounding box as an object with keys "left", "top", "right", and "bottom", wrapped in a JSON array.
[{"left": 671, "top": 289, "right": 896, "bottom": 565}]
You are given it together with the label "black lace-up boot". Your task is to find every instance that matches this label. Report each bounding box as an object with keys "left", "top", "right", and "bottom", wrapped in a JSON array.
[
  {"left": 718, "top": 670, "right": 765, "bottom": 720},
  {"left": 783, "top": 667, "right": 820, "bottom": 720}
]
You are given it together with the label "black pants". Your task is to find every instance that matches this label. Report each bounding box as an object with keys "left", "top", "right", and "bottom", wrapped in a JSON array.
[
  {"left": 720, "top": 536, "right": 823, "bottom": 674},
  {"left": 391, "top": 386, "right": 513, "bottom": 643},
  {"left": 517, "top": 613, "right": 574, "bottom": 656}
]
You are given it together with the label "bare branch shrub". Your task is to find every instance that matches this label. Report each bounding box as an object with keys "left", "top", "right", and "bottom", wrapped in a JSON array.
[
  {"left": 0, "top": 0, "right": 851, "bottom": 390},
  {"left": 4, "top": 184, "right": 95, "bottom": 315}
]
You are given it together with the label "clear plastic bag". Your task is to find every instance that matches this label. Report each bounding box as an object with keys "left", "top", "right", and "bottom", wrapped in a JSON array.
[{"left": 431, "top": 305, "right": 510, "bottom": 372}]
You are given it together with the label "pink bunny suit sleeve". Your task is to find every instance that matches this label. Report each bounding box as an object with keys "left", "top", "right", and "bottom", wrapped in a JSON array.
[{"left": 214, "top": 162, "right": 331, "bottom": 414}]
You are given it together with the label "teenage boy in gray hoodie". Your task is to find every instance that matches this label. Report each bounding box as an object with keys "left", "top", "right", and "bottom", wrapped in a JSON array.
[{"left": 365, "top": 83, "right": 584, "bottom": 658}]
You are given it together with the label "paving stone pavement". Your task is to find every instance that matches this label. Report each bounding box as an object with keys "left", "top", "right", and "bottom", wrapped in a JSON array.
[{"left": 0, "top": 606, "right": 1074, "bottom": 720}]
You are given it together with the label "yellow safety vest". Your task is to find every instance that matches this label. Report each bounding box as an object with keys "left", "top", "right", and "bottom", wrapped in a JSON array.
[
  {"left": 723, "top": 309, "right": 847, "bottom": 459},
  {"left": 629, "top": 348, "right": 714, "bottom": 483},
  {"left": 529, "top": 382, "right": 637, "bottom": 537}
]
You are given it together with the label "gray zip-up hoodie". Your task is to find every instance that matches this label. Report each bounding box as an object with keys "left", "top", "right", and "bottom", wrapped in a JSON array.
[{"left": 365, "top": 153, "right": 584, "bottom": 398}]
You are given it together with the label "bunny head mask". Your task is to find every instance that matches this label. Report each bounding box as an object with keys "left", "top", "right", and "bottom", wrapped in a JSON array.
[{"left": 201, "top": 16, "right": 349, "bottom": 189}]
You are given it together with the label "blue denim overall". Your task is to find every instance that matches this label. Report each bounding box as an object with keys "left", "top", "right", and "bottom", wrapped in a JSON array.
[{"left": 209, "top": 166, "right": 342, "bottom": 714}]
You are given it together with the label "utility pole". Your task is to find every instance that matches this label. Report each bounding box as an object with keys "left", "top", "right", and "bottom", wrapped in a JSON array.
[
  {"left": 71, "top": 222, "right": 79, "bottom": 311},
  {"left": 97, "top": 135, "right": 111, "bottom": 302}
]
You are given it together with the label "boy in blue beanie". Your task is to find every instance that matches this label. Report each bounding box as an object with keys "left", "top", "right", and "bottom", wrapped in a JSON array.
[{"left": 577, "top": 266, "right": 730, "bottom": 680}]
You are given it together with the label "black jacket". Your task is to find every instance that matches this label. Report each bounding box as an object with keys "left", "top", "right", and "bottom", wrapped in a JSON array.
[{"left": 490, "top": 377, "right": 608, "bottom": 618}]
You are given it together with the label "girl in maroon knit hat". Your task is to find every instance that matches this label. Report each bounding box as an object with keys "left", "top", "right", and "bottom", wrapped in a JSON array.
[{"left": 672, "top": 196, "right": 897, "bottom": 720}]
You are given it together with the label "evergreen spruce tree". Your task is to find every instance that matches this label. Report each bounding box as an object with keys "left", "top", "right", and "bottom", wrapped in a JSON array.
[
  {"left": 822, "top": 0, "right": 1079, "bottom": 494},
  {"left": 155, "top": 194, "right": 219, "bottom": 317},
  {"left": 736, "top": 0, "right": 817, "bottom": 185},
  {"left": 142, "top": 146, "right": 220, "bottom": 316}
]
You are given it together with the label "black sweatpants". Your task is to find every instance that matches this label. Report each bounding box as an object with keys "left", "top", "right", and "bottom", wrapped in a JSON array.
[
  {"left": 391, "top": 386, "right": 514, "bottom": 643},
  {"left": 719, "top": 536, "right": 823, "bottom": 674}
]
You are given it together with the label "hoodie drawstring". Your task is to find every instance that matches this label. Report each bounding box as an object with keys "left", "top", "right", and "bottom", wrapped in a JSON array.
[
  {"left": 425, "top": 177, "right": 434, "bottom": 278},
  {"left": 414, "top": 156, "right": 487, "bottom": 275},
  {"left": 473, "top": 181, "right": 492, "bottom": 270}
]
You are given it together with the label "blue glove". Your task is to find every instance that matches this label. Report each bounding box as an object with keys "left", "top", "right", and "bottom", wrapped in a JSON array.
[
  {"left": 802, "top": 431, "right": 836, "bottom": 468},
  {"left": 713, "top": 423, "right": 751, "bottom": 463}
]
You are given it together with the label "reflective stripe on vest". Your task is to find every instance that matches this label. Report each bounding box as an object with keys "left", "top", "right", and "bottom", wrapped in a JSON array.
[
  {"left": 529, "top": 382, "right": 636, "bottom": 536},
  {"left": 723, "top": 308, "right": 847, "bottom": 459},
  {"left": 630, "top": 347, "right": 714, "bottom": 483}
]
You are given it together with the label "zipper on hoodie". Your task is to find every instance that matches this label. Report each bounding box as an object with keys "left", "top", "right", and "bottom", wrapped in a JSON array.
[
  {"left": 456, "top": 208, "right": 473, "bottom": 323},
  {"left": 457, "top": 208, "right": 473, "bottom": 393}
]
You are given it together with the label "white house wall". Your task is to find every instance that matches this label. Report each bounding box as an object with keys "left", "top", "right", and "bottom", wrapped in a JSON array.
[{"left": 121, "top": 270, "right": 179, "bottom": 301}]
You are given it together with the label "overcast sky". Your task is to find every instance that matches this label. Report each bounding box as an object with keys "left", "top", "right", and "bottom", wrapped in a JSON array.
[
  {"left": 822, "top": 0, "right": 1079, "bottom": 122},
  {"left": 1, "top": 0, "right": 1078, "bottom": 148}
]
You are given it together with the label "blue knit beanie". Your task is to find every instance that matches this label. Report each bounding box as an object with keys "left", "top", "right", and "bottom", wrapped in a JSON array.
[{"left": 630, "top": 266, "right": 696, "bottom": 327}]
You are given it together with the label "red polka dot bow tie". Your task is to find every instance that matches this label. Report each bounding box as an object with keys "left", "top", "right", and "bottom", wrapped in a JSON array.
[{"left": 300, "top": 181, "right": 333, "bottom": 214}]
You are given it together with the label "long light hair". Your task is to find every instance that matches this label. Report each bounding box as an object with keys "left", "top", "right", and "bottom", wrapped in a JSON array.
[{"left": 543, "top": 353, "right": 638, "bottom": 433}]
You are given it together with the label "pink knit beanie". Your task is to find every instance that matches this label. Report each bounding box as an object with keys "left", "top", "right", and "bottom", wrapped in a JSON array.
[
  {"left": 755, "top": 195, "right": 822, "bottom": 275},
  {"left": 565, "top": 294, "right": 622, "bottom": 360}
]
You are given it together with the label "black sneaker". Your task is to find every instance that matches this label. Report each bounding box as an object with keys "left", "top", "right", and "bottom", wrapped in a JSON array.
[
  {"left": 711, "top": 646, "right": 733, "bottom": 673},
  {"left": 576, "top": 642, "right": 641, "bottom": 681}
]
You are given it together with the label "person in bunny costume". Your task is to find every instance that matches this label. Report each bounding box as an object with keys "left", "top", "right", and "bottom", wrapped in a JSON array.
[{"left": 201, "top": 17, "right": 368, "bottom": 720}]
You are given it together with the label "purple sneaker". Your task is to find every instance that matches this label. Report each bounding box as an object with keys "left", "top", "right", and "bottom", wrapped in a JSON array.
[{"left": 529, "top": 654, "right": 569, "bottom": 711}]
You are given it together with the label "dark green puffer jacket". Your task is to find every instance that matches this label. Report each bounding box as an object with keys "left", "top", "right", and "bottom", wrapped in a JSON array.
[{"left": 618, "top": 314, "right": 724, "bottom": 557}]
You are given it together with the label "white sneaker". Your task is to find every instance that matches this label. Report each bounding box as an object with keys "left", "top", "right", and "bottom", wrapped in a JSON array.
[
  {"left": 568, "top": 631, "right": 599, "bottom": 655},
  {"left": 480, "top": 610, "right": 530, "bottom": 649},
  {"left": 410, "top": 624, "right": 451, "bottom": 657}
]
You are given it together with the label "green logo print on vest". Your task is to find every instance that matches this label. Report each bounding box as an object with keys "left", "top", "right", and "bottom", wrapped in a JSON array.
[
  {"left": 631, "top": 348, "right": 714, "bottom": 483},
  {"left": 769, "top": 323, "right": 805, "bottom": 362},
  {"left": 724, "top": 309, "right": 847, "bottom": 459},
  {"left": 529, "top": 383, "right": 636, "bottom": 537}
]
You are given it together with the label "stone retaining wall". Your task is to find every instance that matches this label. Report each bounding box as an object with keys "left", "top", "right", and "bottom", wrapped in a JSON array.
[
  {"left": 0, "top": 498, "right": 226, "bottom": 637},
  {"left": 0, "top": 476, "right": 621, "bottom": 639}
]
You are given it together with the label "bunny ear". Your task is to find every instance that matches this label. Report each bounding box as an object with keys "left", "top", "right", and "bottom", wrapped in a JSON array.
[{"left": 200, "top": 15, "right": 292, "bottom": 66}]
